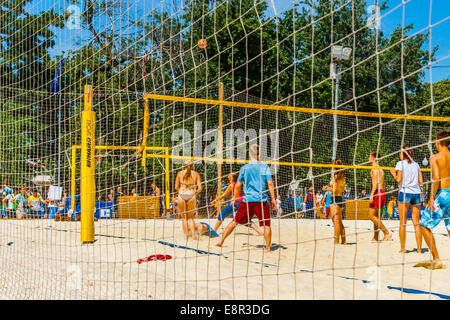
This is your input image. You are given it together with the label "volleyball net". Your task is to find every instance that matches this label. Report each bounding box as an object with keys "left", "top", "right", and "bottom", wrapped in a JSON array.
[{"left": 0, "top": 0, "right": 449, "bottom": 300}]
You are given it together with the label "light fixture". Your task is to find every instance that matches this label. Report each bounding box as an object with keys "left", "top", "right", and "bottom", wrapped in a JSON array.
[{"left": 331, "top": 45, "right": 352, "bottom": 62}]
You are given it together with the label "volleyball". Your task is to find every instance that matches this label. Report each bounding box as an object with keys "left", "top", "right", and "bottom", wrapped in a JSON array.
[{"left": 198, "top": 38, "right": 207, "bottom": 49}]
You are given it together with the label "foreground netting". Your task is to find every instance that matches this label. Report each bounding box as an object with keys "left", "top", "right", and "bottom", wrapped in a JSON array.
[{"left": 0, "top": 0, "right": 449, "bottom": 300}]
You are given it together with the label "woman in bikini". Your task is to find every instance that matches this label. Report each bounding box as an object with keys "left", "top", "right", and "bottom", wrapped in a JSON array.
[
  {"left": 325, "top": 159, "right": 347, "bottom": 245},
  {"left": 175, "top": 160, "right": 202, "bottom": 240}
]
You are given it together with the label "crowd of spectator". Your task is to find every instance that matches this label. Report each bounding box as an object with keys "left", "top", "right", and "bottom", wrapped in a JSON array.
[{"left": 0, "top": 181, "right": 68, "bottom": 219}]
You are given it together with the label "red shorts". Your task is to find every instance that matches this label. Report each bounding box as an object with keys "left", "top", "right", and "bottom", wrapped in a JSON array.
[
  {"left": 324, "top": 207, "right": 330, "bottom": 217},
  {"left": 234, "top": 201, "right": 271, "bottom": 227},
  {"left": 369, "top": 189, "right": 386, "bottom": 209}
]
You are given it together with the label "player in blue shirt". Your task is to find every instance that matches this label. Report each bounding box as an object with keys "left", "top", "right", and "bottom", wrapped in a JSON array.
[{"left": 216, "top": 144, "right": 276, "bottom": 252}]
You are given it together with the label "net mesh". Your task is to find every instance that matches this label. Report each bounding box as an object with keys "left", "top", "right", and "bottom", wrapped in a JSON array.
[{"left": 0, "top": 0, "right": 449, "bottom": 300}]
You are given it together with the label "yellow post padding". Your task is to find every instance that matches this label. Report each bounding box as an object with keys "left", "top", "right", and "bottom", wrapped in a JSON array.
[
  {"left": 80, "top": 85, "right": 96, "bottom": 243},
  {"left": 71, "top": 145, "right": 76, "bottom": 210}
]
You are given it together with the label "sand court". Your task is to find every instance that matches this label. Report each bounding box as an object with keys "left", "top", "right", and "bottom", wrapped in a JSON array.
[{"left": 0, "top": 218, "right": 448, "bottom": 300}]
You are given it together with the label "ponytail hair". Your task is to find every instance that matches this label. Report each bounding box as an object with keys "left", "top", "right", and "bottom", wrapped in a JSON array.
[
  {"left": 401, "top": 146, "right": 414, "bottom": 164},
  {"left": 231, "top": 172, "right": 239, "bottom": 182},
  {"left": 183, "top": 160, "right": 193, "bottom": 181},
  {"left": 333, "top": 158, "right": 345, "bottom": 180},
  {"left": 370, "top": 151, "right": 379, "bottom": 160}
]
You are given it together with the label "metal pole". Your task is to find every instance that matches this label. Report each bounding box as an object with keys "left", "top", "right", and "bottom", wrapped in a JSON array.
[
  {"left": 332, "top": 63, "right": 340, "bottom": 161},
  {"left": 57, "top": 88, "right": 62, "bottom": 186},
  {"left": 217, "top": 83, "right": 224, "bottom": 214}
]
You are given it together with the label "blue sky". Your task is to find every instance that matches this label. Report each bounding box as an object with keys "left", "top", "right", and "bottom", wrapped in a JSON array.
[
  {"left": 33, "top": 0, "right": 449, "bottom": 82},
  {"left": 271, "top": 0, "right": 450, "bottom": 82}
]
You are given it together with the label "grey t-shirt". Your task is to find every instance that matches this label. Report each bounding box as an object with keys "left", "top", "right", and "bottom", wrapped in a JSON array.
[{"left": 14, "top": 193, "right": 27, "bottom": 211}]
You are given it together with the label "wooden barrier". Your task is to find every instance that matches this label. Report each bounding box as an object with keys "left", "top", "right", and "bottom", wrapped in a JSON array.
[
  {"left": 118, "top": 196, "right": 160, "bottom": 219},
  {"left": 345, "top": 199, "right": 370, "bottom": 220}
]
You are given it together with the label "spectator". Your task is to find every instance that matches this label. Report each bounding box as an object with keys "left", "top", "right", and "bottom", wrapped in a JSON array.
[
  {"left": 296, "top": 193, "right": 303, "bottom": 218},
  {"left": 386, "top": 197, "right": 396, "bottom": 220},
  {"left": 46, "top": 187, "right": 59, "bottom": 219},
  {"left": 115, "top": 186, "right": 124, "bottom": 203},
  {"left": 131, "top": 188, "right": 138, "bottom": 196},
  {"left": 170, "top": 195, "right": 179, "bottom": 218},
  {"left": 57, "top": 192, "right": 67, "bottom": 215},
  {"left": 108, "top": 189, "right": 114, "bottom": 202},
  {"left": 2, "top": 188, "right": 18, "bottom": 219},
  {"left": 321, "top": 186, "right": 331, "bottom": 219},
  {"left": 0, "top": 193, "right": 6, "bottom": 219},
  {"left": 359, "top": 189, "right": 369, "bottom": 199},
  {"left": 113, "top": 187, "right": 124, "bottom": 218},
  {"left": 1, "top": 180, "right": 13, "bottom": 198},
  {"left": 12, "top": 187, "right": 28, "bottom": 219},
  {"left": 0, "top": 181, "right": 13, "bottom": 218},
  {"left": 151, "top": 182, "right": 162, "bottom": 215},
  {"left": 276, "top": 194, "right": 283, "bottom": 217},
  {"left": 28, "top": 190, "right": 44, "bottom": 219},
  {"left": 305, "top": 187, "right": 315, "bottom": 218},
  {"left": 316, "top": 189, "right": 324, "bottom": 216}
]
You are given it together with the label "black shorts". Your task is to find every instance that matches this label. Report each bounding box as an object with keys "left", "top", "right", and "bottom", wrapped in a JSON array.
[{"left": 332, "top": 196, "right": 344, "bottom": 208}]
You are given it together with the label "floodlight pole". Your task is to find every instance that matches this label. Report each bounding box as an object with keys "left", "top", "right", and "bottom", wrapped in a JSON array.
[
  {"left": 57, "top": 86, "right": 62, "bottom": 186},
  {"left": 332, "top": 63, "right": 341, "bottom": 161}
]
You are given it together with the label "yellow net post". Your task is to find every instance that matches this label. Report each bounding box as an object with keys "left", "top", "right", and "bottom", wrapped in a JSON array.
[
  {"left": 164, "top": 147, "right": 170, "bottom": 212},
  {"left": 140, "top": 97, "right": 150, "bottom": 167},
  {"left": 71, "top": 145, "right": 76, "bottom": 210},
  {"left": 80, "top": 84, "right": 96, "bottom": 243}
]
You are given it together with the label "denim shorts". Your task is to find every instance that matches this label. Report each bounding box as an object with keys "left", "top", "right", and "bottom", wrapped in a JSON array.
[{"left": 398, "top": 192, "right": 421, "bottom": 206}]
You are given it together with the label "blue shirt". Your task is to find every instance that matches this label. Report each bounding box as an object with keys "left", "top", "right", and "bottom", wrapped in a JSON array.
[
  {"left": 237, "top": 161, "right": 272, "bottom": 202},
  {"left": 323, "top": 190, "right": 331, "bottom": 208},
  {"left": 296, "top": 197, "right": 302, "bottom": 210}
]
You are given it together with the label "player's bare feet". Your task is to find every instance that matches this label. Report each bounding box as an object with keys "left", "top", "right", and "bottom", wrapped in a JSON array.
[
  {"left": 382, "top": 233, "right": 392, "bottom": 241},
  {"left": 216, "top": 241, "right": 223, "bottom": 247},
  {"left": 416, "top": 248, "right": 422, "bottom": 254},
  {"left": 265, "top": 247, "right": 271, "bottom": 253},
  {"left": 371, "top": 238, "right": 378, "bottom": 242},
  {"left": 399, "top": 249, "right": 405, "bottom": 253}
]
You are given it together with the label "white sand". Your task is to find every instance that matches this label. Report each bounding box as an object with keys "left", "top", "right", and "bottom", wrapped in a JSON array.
[{"left": 0, "top": 218, "right": 448, "bottom": 300}]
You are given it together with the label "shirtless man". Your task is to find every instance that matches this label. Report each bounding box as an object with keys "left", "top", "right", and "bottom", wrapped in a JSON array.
[
  {"left": 325, "top": 159, "right": 347, "bottom": 245},
  {"left": 415, "top": 130, "right": 450, "bottom": 270},
  {"left": 368, "top": 152, "right": 392, "bottom": 242}
]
